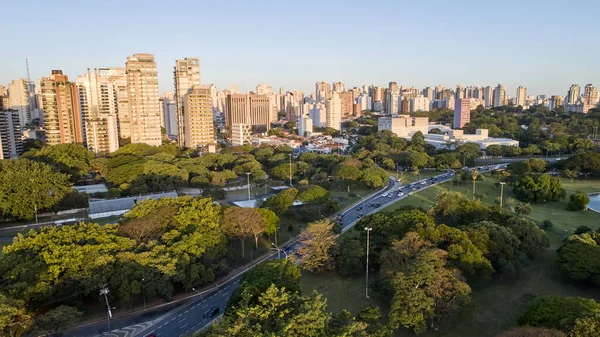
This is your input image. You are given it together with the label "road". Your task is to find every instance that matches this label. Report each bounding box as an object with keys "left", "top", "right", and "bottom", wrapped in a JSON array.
[{"left": 74, "top": 164, "right": 508, "bottom": 337}]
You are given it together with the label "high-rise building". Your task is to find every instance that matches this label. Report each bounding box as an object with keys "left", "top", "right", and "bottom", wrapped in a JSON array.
[
  {"left": 173, "top": 57, "right": 201, "bottom": 145},
  {"left": 584, "top": 84, "right": 599, "bottom": 105},
  {"left": 387, "top": 92, "right": 399, "bottom": 115},
  {"left": 333, "top": 81, "right": 345, "bottom": 93},
  {"left": 297, "top": 113, "right": 313, "bottom": 137},
  {"left": 566, "top": 84, "right": 580, "bottom": 105},
  {"left": 516, "top": 86, "right": 527, "bottom": 107},
  {"left": 340, "top": 91, "right": 354, "bottom": 116},
  {"left": 0, "top": 95, "right": 9, "bottom": 110},
  {"left": 162, "top": 92, "right": 177, "bottom": 137},
  {"left": 8, "top": 79, "right": 30, "bottom": 126},
  {"left": 316, "top": 81, "right": 331, "bottom": 103},
  {"left": 325, "top": 92, "right": 342, "bottom": 130},
  {"left": 39, "top": 70, "right": 83, "bottom": 145},
  {"left": 411, "top": 96, "right": 430, "bottom": 112},
  {"left": 183, "top": 85, "right": 214, "bottom": 149},
  {"left": 372, "top": 86, "right": 384, "bottom": 104},
  {"left": 455, "top": 84, "right": 464, "bottom": 100},
  {"left": 549, "top": 95, "right": 564, "bottom": 111},
  {"left": 76, "top": 68, "right": 123, "bottom": 154},
  {"left": 126, "top": 53, "right": 162, "bottom": 146},
  {"left": 0, "top": 110, "right": 23, "bottom": 159},
  {"left": 453, "top": 98, "right": 471, "bottom": 129},
  {"left": 256, "top": 84, "right": 272, "bottom": 95},
  {"left": 422, "top": 87, "right": 433, "bottom": 99},
  {"left": 483, "top": 86, "right": 493, "bottom": 107},
  {"left": 493, "top": 84, "right": 507, "bottom": 107},
  {"left": 230, "top": 123, "right": 252, "bottom": 146},
  {"left": 225, "top": 93, "right": 271, "bottom": 134}
]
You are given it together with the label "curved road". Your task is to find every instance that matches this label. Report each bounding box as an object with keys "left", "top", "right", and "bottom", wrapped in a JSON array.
[{"left": 78, "top": 164, "right": 507, "bottom": 337}]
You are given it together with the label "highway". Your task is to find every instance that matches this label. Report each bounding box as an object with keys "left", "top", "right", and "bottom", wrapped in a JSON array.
[{"left": 80, "top": 164, "right": 507, "bottom": 337}]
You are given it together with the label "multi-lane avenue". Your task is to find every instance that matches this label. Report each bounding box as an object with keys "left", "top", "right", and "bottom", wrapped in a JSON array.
[{"left": 81, "top": 164, "right": 507, "bottom": 337}]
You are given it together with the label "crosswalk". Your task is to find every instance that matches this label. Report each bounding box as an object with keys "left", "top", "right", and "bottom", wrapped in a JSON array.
[{"left": 101, "top": 320, "right": 158, "bottom": 337}]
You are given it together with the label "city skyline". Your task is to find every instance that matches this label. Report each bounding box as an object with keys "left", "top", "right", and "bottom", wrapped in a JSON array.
[{"left": 2, "top": 0, "right": 599, "bottom": 96}]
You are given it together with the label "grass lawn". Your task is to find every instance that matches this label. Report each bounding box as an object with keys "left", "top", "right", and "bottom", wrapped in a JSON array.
[{"left": 298, "top": 175, "right": 600, "bottom": 337}]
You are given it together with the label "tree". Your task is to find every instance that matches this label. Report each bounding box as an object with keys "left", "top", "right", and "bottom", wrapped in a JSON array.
[
  {"left": 514, "top": 202, "right": 533, "bottom": 216},
  {"left": 222, "top": 207, "right": 267, "bottom": 256},
  {"left": 561, "top": 169, "right": 578, "bottom": 182},
  {"left": 513, "top": 174, "right": 566, "bottom": 203},
  {"left": 32, "top": 305, "right": 82, "bottom": 337},
  {"left": 570, "top": 312, "right": 600, "bottom": 337},
  {"left": 360, "top": 167, "right": 389, "bottom": 188},
  {"left": 507, "top": 161, "right": 531, "bottom": 177},
  {"left": 485, "top": 145, "right": 503, "bottom": 157},
  {"left": 567, "top": 191, "right": 590, "bottom": 211},
  {"left": 336, "top": 236, "right": 364, "bottom": 276},
  {"left": 257, "top": 208, "right": 279, "bottom": 237},
  {"left": 0, "top": 159, "right": 72, "bottom": 219},
  {"left": 410, "top": 131, "right": 426, "bottom": 151},
  {"left": 297, "top": 185, "right": 329, "bottom": 203},
  {"left": 574, "top": 225, "right": 592, "bottom": 235},
  {"left": 23, "top": 144, "right": 94, "bottom": 182},
  {"left": 517, "top": 296, "right": 600, "bottom": 332},
  {"left": 529, "top": 158, "right": 548, "bottom": 173},
  {"left": 457, "top": 143, "right": 482, "bottom": 164},
  {"left": 407, "top": 151, "right": 432, "bottom": 171},
  {"left": 471, "top": 169, "right": 479, "bottom": 200},
  {"left": 556, "top": 233, "right": 600, "bottom": 285},
  {"left": 428, "top": 191, "right": 490, "bottom": 227},
  {"left": 495, "top": 327, "right": 566, "bottom": 337},
  {"left": 0, "top": 295, "right": 32, "bottom": 337},
  {"left": 262, "top": 188, "right": 298, "bottom": 214},
  {"left": 296, "top": 219, "right": 339, "bottom": 272},
  {"left": 271, "top": 162, "right": 297, "bottom": 181}
]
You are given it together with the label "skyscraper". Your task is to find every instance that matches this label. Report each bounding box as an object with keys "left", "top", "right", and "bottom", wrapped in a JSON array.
[
  {"left": 316, "top": 81, "right": 331, "bottom": 103},
  {"left": 39, "top": 70, "right": 83, "bottom": 145},
  {"left": 483, "top": 86, "right": 493, "bottom": 107},
  {"left": 184, "top": 85, "right": 214, "bottom": 149},
  {"left": 516, "top": 86, "right": 527, "bottom": 107},
  {"left": 173, "top": 57, "right": 201, "bottom": 145},
  {"left": 566, "top": 84, "right": 580, "bottom": 105},
  {"left": 162, "top": 92, "right": 177, "bottom": 137},
  {"left": 584, "top": 84, "right": 599, "bottom": 105},
  {"left": 126, "top": 53, "right": 162, "bottom": 146},
  {"left": 422, "top": 87, "right": 433, "bottom": 99},
  {"left": 493, "top": 84, "right": 507, "bottom": 107},
  {"left": 333, "top": 81, "right": 345, "bottom": 93},
  {"left": 0, "top": 110, "right": 23, "bottom": 159},
  {"left": 8, "top": 79, "right": 30, "bottom": 126},
  {"left": 225, "top": 93, "right": 271, "bottom": 134},
  {"left": 76, "top": 68, "right": 123, "bottom": 154},
  {"left": 325, "top": 92, "right": 342, "bottom": 130},
  {"left": 453, "top": 98, "right": 471, "bottom": 129}
]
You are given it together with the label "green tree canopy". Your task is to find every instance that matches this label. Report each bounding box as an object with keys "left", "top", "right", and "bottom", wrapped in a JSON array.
[
  {"left": 262, "top": 188, "right": 298, "bottom": 214},
  {"left": 517, "top": 296, "right": 600, "bottom": 332},
  {"left": 566, "top": 191, "right": 590, "bottom": 211},
  {"left": 23, "top": 144, "right": 93, "bottom": 182},
  {"left": 296, "top": 219, "right": 339, "bottom": 273}
]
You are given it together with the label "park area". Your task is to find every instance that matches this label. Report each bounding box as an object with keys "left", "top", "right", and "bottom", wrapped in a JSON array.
[{"left": 299, "top": 174, "right": 600, "bottom": 337}]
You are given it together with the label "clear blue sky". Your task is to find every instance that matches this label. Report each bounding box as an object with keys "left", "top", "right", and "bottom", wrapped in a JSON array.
[{"left": 2, "top": 0, "right": 598, "bottom": 97}]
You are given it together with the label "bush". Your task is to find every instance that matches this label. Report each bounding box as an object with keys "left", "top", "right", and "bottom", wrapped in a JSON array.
[
  {"left": 574, "top": 225, "right": 592, "bottom": 235},
  {"left": 566, "top": 191, "right": 590, "bottom": 211},
  {"left": 542, "top": 220, "right": 554, "bottom": 229},
  {"left": 107, "top": 188, "right": 122, "bottom": 198}
]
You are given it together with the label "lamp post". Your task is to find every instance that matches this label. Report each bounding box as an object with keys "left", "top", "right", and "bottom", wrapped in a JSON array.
[
  {"left": 100, "top": 286, "right": 113, "bottom": 332},
  {"left": 141, "top": 278, "right": 146, "bottom": 309},
  {"left": 288, "top": 154, "right": 293, "bottom": 187},
  {"left": 499, "top": 182, "right": 506, "bottom": 208},
  {"left": 246, "top": 172, "right": 251, "bottom": 202},
  {"left": 364, "top": 227, "right": 372, "bottom": 299},
  {"left": 272, "top": 242, "right": 288, "bottom": 259}
]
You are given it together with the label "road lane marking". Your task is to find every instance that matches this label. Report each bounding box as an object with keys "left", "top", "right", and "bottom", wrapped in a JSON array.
[
  {"left": 185, "top": 309, "right": 189, "bottom": 313},
  {"left": 182, "top": 323, "right": 189, "bottom": 328},
  {"left": 179, "top": 318, "right": 187, "bottom": 323}
]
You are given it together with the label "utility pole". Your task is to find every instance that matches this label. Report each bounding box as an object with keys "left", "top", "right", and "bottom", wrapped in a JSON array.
[
  {"left": 288, "top": 153, "right": 293, "bottom": 187},
  {"left": 499, "top": 182, "right": 506, "bottom": 208},
  {"left": 100, "top": 286, "right": 113, "bottom": 332},
  {"left": 364, "top": 227, "right": 372, "bottom": 299},
  {"left": 246, "top": 172, "right": 251, "bottom": 202},
  {"left": 141, "top": 278, "right": 146, "bottom": 309}
]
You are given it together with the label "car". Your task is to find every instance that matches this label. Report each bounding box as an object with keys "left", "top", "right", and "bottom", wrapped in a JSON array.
[
  {"left": 368, "top": 203, "right": 374, "bottom": 207},
  {"left": 204, "top": 307, "right": 220, "bottom": 318},
  {"left": 387, "top": 193, "right": 393, "bottom": 198},
  {"left": 421, "top": 181, "right": 427, "bottom": 185},
  {"left": 397, "top": 192, "right": 404, "bottom": 197},
  {"left": 374, "top": 203, "right": 380, "bottom": 208},
  {"left": 357, "top": 213, "right": 364, "bottom": 218},
  {"left": 356, "top": 206, "right": 363, "bottom": 211},
  {"left": 382, "top": 192, "right": 388, "bottom": 197}
]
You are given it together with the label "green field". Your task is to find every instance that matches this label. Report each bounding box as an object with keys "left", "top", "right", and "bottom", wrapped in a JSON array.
[{"left": 299, "top": 175, "right": 600, "bottom": 337}]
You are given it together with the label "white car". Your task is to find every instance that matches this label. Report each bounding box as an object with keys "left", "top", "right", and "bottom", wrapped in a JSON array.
[
  {"left": 388, "top": 194, "right": 393, "bottom": 198},
  {"left": 397, "top": 192, "right": 404, "bottom": 197},
  {"left": 382, "top": 192, "right": 388, "bottom": 197}
]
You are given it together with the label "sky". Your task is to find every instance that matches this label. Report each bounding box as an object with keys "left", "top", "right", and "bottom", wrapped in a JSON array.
[{"left": 2, "top": 0, "right": 599, "bottom": 97}]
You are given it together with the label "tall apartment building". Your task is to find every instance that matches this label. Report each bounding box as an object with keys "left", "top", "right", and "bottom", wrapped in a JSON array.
[
  {"left": 0, "top": 95, "right": 9, "bottom": 110},
  {"left": 387, "top": 93, "right": 399, "bottom": 115},
  {"left": 0, "top": 110, "right": 23, "bottom": 159},
  {"left": 161, "top": 92, "right": 177, "bottom": 137},
  {"left": 411, "top": 96, "right": 430, "bottom": 112},
  {"left": 297, "top": 113, "right": 313, "bottom": 137},
  {"left": 549, "top": 96, "right": 564, "bottom": 111},
  {"left": 173, "top": 57, "right": 201, "bottom": 145},
  {"left": 566, "top": 84, "right": 580, "bottom": 105},
  {"left": 454, "top": 98, "right": 471, "bottom": 129},
  {"left": 225, "top": 93, "right": 271, "bottom": 134},
  {"left": 422, "top": 87, "right": 433, "bottom": 99},
  {"left": 76, "top": 68, "right": 124, "bottom": 154},
  {"left": 483, "top": 86, "right": 493, "bottom": 107},
  {"left": 325, "top": 92, "right": 342, "bottom": 130},
  {"left": 256, "top": 84, "right": 272, "bottom": 95},
  {"left": 584, "top": 84, "right": 599, "bottom": 105},
  {"left": 183, "top": 85, "right": 214, "bottom": 149},
  {"left": 126, "top": 53, "right": 162, "bottom": 146},
  {"left": 333, "top": 81, "right": 345, "bottom": 93},
  {"left": 316, "top": 81, "right": 331, "bottom": 103},
  {"left": 516, "top": 86, "right": 527, "bottom": 107},
  {"left": 310, "top": 103, "right": 326, "bottom": 128},
  {"left": 39, "top": 71, "right": 83, "bottom": 145},
  {"left": 493, "top": 84, "right": 507, "bottom": 107},
  {"left": 8, "top": 79, "right": 30, "bottom": 126},
  {"left": 340, "top": 91, "right": 354, "bottom": 116}
]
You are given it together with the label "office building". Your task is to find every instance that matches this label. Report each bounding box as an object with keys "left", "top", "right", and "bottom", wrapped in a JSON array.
[
  {"left": 411, "top": 96, "right": 430, "bottom": 112},
  {"left": 183, "top": 85, "right": 214, "bottom": 149},
  {"left": 126, "top": 53, "right": 162, "bottom": 146},
  {"left": 378, "top": 115, "right": 428, "bottom": 137},
  {"left": 549, "top": 95, "right": 564, "bottom": 111},
  {"left": 492, "top": 84, "right": 507, "bottom": 107},
  {"left": 325, "top": 92, "right": 342, "bottom": 130},
  {"left": 225, "top": 93, "right": 271, "bottom": 134},
  {"left": 516, "top": 86, "right": 527, "bottom": 107},
  {"left": 39, "top": 70, "right": 83, "bottom": 145},
  {"left": 566, "top": 84, "right": 580, "bottom": 105},
  {"left": 162, "top": 92, "right": 177, "bottom": 137},
  {"left": 453, "top": 98, "right": 471, "bottom": 129},
  {"left": 173, "top": 57, "right": 201, "bottom": 145},
  {"left": 0, "top": 110, "right": 23, "bottom": 159},
  {"left": 8, "top": 79, "right": 30, "bottom": 126},
  {"left": 76, "top": 68, "right": 123, "bottom": 154}
]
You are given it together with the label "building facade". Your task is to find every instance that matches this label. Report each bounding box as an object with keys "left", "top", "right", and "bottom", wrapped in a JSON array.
[
  {"left": 8, "top": 79, "right": 30, "bottom": 126},
  {"left": 225, "top": 93, "right": 271, "bottom": 134},
  {"left": 0, "top": 110, "right": 23, "bottom": 159},
  {"left": 453, "top": 98, "right": 471, "bottom": 129},
  {"left": 39, "top": 70, "right": 83, "bottom": 145},
  {"left": 183, "top": 85, "right": 214, "bottom": 149},
  {"left": 173, "top": 57, "right": 201, "bottom": 145},
  {"left": 162, "top": 92, "right": 177, "bottom": 137},
  {"left": 493, "top": 84, "right": 507, "bottom": 107},
  {"left": 378, "top": 115, "right": 428, "bottom": 138},
  {"left": 566, "top": 84, "right": 580, "bottom": 105},
  {"left": 126, "top": 53, "right": 162, "bottom": 146},
  {"left": 325, "top": 92, "right": 342, "bottom": 130},
  {"left": 516, "top": 86, "right": 527, "bottom": 107}
]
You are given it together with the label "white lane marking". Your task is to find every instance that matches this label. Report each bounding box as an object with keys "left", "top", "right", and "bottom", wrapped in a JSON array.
[
  {"left": 182, "top": 323, "right": 189, "bottom": 328},
  {"left": 178, "top": 313, "right": 182, "bottom": 317},
  {"left": 179, "top": 318, "right": 187, "bottom": 323},
  {"left": 158, "top": 325, "right": 163, "bottom": 329},
  {"left": 185, "top": 309, "right": 189, "bottom": 313}
]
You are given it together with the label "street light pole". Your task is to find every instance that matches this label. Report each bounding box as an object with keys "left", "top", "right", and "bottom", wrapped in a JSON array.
[
  {"left": 141, "top": 278, "right": 146, "bottom": 310},
  {"left": 246, "top": 172, "right": 251, "bottom": 202},
  {"left": 364, "top": 227, "right": 372, "bottom": 299},
  {"left": 100, "top": 286, "right": 113, "bottom": 332},
  {"left": 499, "top": 182, "right": 506, "bottom": 208},
  {"left": 272, "top": 242, "right": 288, "bottom": 259}
]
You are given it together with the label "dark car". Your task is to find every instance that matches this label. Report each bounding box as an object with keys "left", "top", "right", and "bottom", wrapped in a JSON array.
[
  {"left": 356, "top": 206, "right": 363, "bottom": 211},
  {"left": 374, "top": 203, "right": 380, "bottom": 208},
  {"left": 204, "top": 307, "right": 220, "bottom": 318}
]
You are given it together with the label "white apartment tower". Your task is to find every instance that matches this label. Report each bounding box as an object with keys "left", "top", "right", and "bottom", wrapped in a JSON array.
[
  {"left": 516, "top": 86, "right": 527, "bottom": 107},
  {"left": 316, "top": 81, "right": 331, "bottom": 103},
  {"left": 126, "top": 53, "right": 162, "bottom": 146},
  {"left": 76, "top": 68, "right": 123, "bottom": 154},
  {"left": 493, "top": 84, "right": 507, "bottom": 107},
  {"left": 173, "top": 57, "right": 201, "bottom": 145},
  {"left": 566, "top": 84, "right": 580, "bottom": 105},
  {"left": 162, "top": 92, "right": 177, "bottom": 137},
  {"left": 8, "top": 79, "right": 30, "bottom": 126},
  {"left": 325, "top": 92, "right": 342, "bottom": 130},
  {"left": 184, "top": 85, "right": 215, "bottom": 149},
  {"left": 584, "top": 84, "right": 599, "bottom": 105},
  {"left": 333, "top": 81, "right": 345, "bottom": 93},
  {"left": 0, "top": 110, "right": 23, "bottom": 159}
]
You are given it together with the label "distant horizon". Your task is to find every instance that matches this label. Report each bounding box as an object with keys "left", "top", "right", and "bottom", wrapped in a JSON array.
[{"left": 2, "top": 0, "right": 599, "bottom": 97}]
